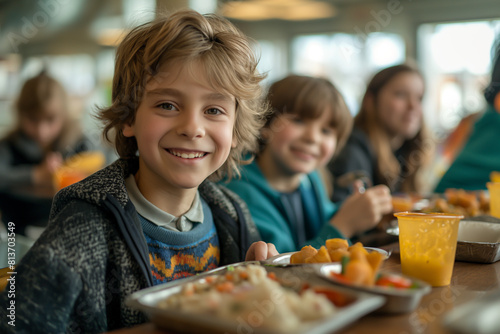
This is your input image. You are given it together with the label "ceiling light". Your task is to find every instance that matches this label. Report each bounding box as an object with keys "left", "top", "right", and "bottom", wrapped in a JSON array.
[
  {"left": 220, "top": 0, "right": 336, "bottom": 21},
  {"left": 95, "top": 28, "right": 128, "bottom": 47}
]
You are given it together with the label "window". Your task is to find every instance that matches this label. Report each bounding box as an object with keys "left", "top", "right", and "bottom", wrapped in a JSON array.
[
  {"left": 291, "top": 32, "right": 405, "bottom": 114},
  {"left": 418, "top": 20, "right": 500, "bottom": 136}
]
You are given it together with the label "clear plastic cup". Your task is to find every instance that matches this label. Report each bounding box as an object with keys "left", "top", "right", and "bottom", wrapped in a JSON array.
[
  {"left": 487, "top": 182, "right": 500, "bottom": 218},
  {"left": 395, "top": 212, "right": 464, "bottom": 287}
]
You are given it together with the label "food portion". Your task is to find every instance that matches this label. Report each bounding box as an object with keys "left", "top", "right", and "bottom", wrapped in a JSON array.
[
  {"left": 290, "top": 239, "right": 383, "bottom": 264},
  {"left": 391, "top": 195, "right": 415, "bottom": 212},
  {"left": 329, "top": 266, "right": 416, "bottom": 290},
  {"left": 318, "top": 246, "right": 418, "bottom": 290},
  {"left": 54, "top": 151, "right": 106, "bottom": 189},
  {"left": 290, "top": 239, "right": 415, "bottom": 290},
  {"left": 157, "top": 264, "right": 342, "bottom": 332},
  {"left": 423, "top": 188, "right": 489, "bottom": 217}
]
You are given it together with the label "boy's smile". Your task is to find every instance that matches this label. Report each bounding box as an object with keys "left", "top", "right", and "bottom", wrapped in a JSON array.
[
  {"left": 289, "top": 145, "right": 319, "bottom": 162},
  {"left": 166, "top": 148, "right": 207, "bottom": 159},
  {"left": 122, "top": 60, "right": 237, "bottom": 214}
]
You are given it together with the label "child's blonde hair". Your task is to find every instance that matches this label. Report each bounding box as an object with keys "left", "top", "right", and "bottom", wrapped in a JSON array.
[
  {"left": 98, "top": 9, "right": 267, "bottom": 180},
  {"left": 263, "top": 75, "right": 352, "bottom": 156}
]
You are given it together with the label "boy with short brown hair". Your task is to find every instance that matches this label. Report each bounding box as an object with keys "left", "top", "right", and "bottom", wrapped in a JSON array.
[{"left": 0, "top": 9, "right": 275, "bottom": 333}]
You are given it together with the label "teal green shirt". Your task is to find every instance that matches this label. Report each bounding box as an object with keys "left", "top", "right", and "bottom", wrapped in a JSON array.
[
  {"left": 221, "top": 161, "right": 346, "bottom": 253},
  {"left": 435, "top": 105, "right": 500, "bottom": 192}
]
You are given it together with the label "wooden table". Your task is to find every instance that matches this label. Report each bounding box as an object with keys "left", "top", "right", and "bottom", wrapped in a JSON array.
[{"left": 107, "top": 243, "right": 500, "bottom": 334}]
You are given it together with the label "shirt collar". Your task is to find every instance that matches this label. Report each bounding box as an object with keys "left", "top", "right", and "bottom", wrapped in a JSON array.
[{"left": 125, "top": 175, "right": 204, "bottom": 230}]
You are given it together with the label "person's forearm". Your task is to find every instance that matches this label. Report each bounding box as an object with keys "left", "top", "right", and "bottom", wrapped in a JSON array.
[{"left": 329, "top": 213, "right": 354, "bottom": 238}]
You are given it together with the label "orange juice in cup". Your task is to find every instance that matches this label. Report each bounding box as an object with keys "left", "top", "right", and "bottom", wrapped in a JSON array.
[
  {"left": 394, "top": 212, "right": 463, "bottom": 287},
  {"left": 487, "top": 182, "right": 500, "bottom": 218}
]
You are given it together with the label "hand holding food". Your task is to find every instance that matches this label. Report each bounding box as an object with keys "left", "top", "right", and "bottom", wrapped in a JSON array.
[
  {"left": 331, "top": 185, "right": 393, "bottom": 237},
  {"left": 33, "top": 152, "right": 63, "bottom": 187}
]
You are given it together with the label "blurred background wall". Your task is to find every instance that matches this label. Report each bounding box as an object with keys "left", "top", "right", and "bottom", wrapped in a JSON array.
[{"left": 0, "top": 0, "right": 499, "bottom": 151}]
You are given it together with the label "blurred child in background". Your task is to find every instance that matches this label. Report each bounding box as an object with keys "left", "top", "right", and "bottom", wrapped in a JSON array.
[
  {"left": 0, "top": 71, "right": 92, "bottom": 234},
  {"left": 223, "top": 75, "right": 392, "bottom": 253},
  {"left": 329, "top": 64, "right": 433, "bottom": 202}
]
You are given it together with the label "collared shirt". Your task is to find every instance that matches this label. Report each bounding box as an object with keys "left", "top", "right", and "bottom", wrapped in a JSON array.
[{"left": 125, "top": 175, "right": 204, "bottom": 232}]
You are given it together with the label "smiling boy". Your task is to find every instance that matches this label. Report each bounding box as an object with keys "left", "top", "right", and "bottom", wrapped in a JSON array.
[
  {"left": 0, "top": 9, "right": 276, "bottom": 333},
  {"left": 224, "top": 75, "right": 392, "bottom": 253}
]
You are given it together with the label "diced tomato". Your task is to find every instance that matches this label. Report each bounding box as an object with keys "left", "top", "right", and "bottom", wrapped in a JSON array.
[
  {"left": 300, "top": 282, "right": 311, "bottom": 292},
  {"left": 267, "top": 272, "right": 278, "bottom": 281},
  {"left": 312, "top": 287, "right": 352, "bottom": 307},
  {"left": 216, "top": 281, "right": 234, "bottom": 292},
  {"left": 375, "top": 275, "right": 412, "bottom": 289},
  {"left": 238, "top": 271, "right": 249, "bottom": 280},
  {"left": 225, "top": 273, "right": 234, "bottom": 281},
  {"left": 329, "top": 272, "right": 351, "bottom": 285},
  {"left": 205, "top": 275, "right": 216, "bottom": 284}
]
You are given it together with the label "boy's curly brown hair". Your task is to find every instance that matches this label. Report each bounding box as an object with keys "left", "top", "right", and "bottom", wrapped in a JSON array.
[{"left": 97, "top": 9, "right": 268, "bottom": 180}]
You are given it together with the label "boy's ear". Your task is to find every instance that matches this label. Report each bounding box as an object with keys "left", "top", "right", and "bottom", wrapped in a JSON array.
[{"left": 122, "top": 123, "right": 134, "bottom": 137}]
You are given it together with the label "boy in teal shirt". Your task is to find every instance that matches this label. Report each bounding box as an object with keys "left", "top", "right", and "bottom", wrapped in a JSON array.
[{"left": 224, "top": 75, "right": 393, "bottom": 253}]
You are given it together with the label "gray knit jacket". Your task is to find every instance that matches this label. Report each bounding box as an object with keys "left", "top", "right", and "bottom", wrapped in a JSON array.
[{"left": 0, "top": 158, "right": 260, "bottom": 334}]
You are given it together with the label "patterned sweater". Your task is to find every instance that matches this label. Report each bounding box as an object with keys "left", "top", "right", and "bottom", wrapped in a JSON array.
[
  {"left": 0, "top": 158, "right": 259, "bottom": 334},
  {"left": 140, "top": 215, "right": 221, "bottom": 283}
]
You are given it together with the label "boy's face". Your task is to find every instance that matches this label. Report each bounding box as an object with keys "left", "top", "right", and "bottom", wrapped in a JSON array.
[
  {"left": 261, "top": 109, "right": 337, "bottom": 176},
  {"left": 123, "top": 61, "right": 237, "bottom": 194}
]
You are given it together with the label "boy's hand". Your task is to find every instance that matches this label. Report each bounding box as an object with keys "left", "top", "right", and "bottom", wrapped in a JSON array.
[
  {"left": 331, "top": 183, "right": 393, "bottom": 237},
  {"left": 245, "top": 241, "right": 278, "bottom": 261}
]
